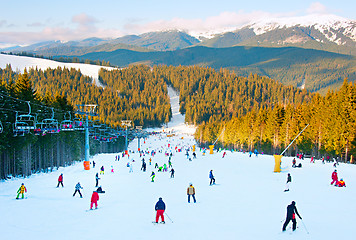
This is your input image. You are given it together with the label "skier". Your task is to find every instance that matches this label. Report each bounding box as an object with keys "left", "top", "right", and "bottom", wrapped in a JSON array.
[
  {"left": 163, "top": 163, "right": 167, "bottom": 172},
  {"left": 187, "top": 183, "right": 196, "bottom": 203},
  {"left": 192, "top": 152, "right": 196, "bottom": 159},
  {"left": 92, "top": 160, "right": 96, "bottom": 168},
  {"left": 292, "top": 158, "right": 296, "bottom": 168},
  {"left": 154, "top": 197, "right": 166, "bottom": 223},
  {"left": 222, "top": 151, "right": 226, "bottom": 158},
  {"left": 168, "top": 159, "right": 172, "bottom": 168},
  {"left": 282, "top": 201, "right": 302, "bottom": 231},
  {"left": 151, "top": 171, "right": 156, "bottom": 182},
  {"left": 16, "top": 183, "right": 27, "bottom": 199},
  {"left": 95, "top": 173, "right": 100, "bottom": 187},
  {"left": 90, "top": 190, "right": 99, "bottom": 210},
  {"left": 209, "top": 170, "right": 216, "bottom": 185},
  {"left": 336, "top": 178, "right": 346, "bottom": 187},
  {"left": 111, "top": 166, "right": 114, "bottom": 173},
  {"left": 97, "top": 186, "right": 105, "bottom": 193},
  {"left": 73, "top": 182, "right": 83, "bottom": 198},
  {"left": 170, "top": 168, "right": 175, "bottom": 178},
  {"left": 331, "top": 170, "right": 338, "bottom": 185},
  {"left": 254, "top": 149, "right": 258, "bottom": 156},
  {"left": 149, "top": 158, "right": 152, "bottom": 165},
  {"left": 249, "top": 151, "right": 252, "bottom": 157},
  {"left": 155, "top": 163, "right": 159, "bottom": 169},
  {"left": 284, "top": 173, "right": 292, "bottom": 192},
  {"left": 57, "top": 173, "right": 64, "bottom": 188},
  {"left": 141, "top": 161, "right": 147, "bottom": 172},
  {"left": 100, "top": 166, "right": 104, "bottom": 175}
]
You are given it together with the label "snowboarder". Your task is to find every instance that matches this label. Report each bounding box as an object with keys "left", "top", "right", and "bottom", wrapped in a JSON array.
[
  {"left": 284, "top": 173, "right": 292, "bottom": 192},
  {"left": 73, "top": 182, "right": 83, "bottom": 198},
  {"left": 187, "top": 183, "right": 196, "bottom": 203},
  {"left": 95, "top": 173, "right": 100, "bottom": 187},
  {"left": 331, "top": 170, "right": 338, "bottom": 185},
  {"left": 170, "top": 168, "right": 175, "bottom": 178},
  {"left": 100, "top": 166, "right": 104, "bottom": 175},
  {"left": 97, "top": 186, "right": 105, "bottom": 193},
  {"left": 282, "top": 201, "right": 302, "bottom": 231},
  {"left": 57, "top": 173, "right": 64, "bottom": 188},
  {"left": 155, "top": 197, "right": 165, "bottom": 223},
  {"left": 16, "top": 183, "right": 27, "bottom": 199},
  {"left": 151, "top": 171, "right": 156, "bottom": 182},
  {"left": 209, "top": 170, "right": 216, "bottom": 185},
  {"left": 90, "top": 190, "right": 99, "bottom": 210},
  {"left": 336, "top": 178, "right": 346, "bottom": 187}
]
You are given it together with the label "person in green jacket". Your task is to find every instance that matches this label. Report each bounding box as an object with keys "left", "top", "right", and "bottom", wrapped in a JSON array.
[
  {"left": 151, "top": 171, "right": 156, "bottom": 182},
  {"left": 16, "top": 183, "right": 27, "bottom": 199}
]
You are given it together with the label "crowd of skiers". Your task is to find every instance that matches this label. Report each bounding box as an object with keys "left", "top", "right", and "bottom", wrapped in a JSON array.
[{"left": 12, "top": 134, "right": 349, "bottom": 232}]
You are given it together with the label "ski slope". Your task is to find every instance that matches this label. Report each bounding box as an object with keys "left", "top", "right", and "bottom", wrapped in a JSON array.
[
  {"left": 0, "top": 53, "right": 116, "bottom": 87},
  {"left": 1, "top": 87, "right": 355, "bottom": 240}
]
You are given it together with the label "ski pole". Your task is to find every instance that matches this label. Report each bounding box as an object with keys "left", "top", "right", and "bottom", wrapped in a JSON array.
[
  {"left": 301, "top": 219, "right": 309, "bottom": 234},
  {"left": 164, "top": 212, "right": 173, "bottom": 223}
]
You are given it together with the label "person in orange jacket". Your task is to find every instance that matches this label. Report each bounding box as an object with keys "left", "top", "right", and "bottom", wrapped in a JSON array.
[
  {"left": 336, "top": 178, "right": 346, "bottom": 187},
  {"left": 16, "top": 183, "right": 27, "bottom": 199},
  {"left": 331, "top": 170, "right": 338, "bottom": 185},
  {"left": 90, "top": 190, "right": 99, "bottom": 210},
  {"left": 57, "top": 173, "right": 64, "bottom": 187}
]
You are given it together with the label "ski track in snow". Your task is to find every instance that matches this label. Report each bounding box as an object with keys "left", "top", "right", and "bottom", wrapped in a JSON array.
[
  {"left": 0, "top": 54, "right": 117, "bottom": 88},
  {"left": 0, "top": 70, "right": 356, "bottom": 240}
]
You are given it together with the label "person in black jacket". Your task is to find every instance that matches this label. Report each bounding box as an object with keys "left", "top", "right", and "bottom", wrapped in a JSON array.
[
  {"left": 282, "top": 201, "right": 302, "bottom": 231},
  {"left": 284, "top": 173, "right": 292, "bottom": 192},
  {"left": 155, "top": 197, "right": 166, "bottom": 223}
]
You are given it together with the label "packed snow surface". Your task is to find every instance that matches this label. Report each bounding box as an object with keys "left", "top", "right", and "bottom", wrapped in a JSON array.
[
  {"left": 0, "top": 53, "right": 116, "bottom": 87},
  {"left": 1, "top": 85, "right": 355, "bottom": 240}
]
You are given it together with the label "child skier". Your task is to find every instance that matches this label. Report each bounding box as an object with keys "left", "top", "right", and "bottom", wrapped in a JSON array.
[
  {"left": 336, "top": 178, "right": 346, "bottom": 187},
  {"left": 284, "top": 173, "right": 292, "bottom": 192},
  {"left": 187, "top": 183, "right": 196, "bottom": 203},
  {"left": 331, "top": 170, "right": 338, "bottom": 185},
  {"left": 90, "top": 190, "right": 99, "bottom": 210},
  {"left": 16, "top": 183, "right": 27, "bottom": 199},
  {"left": 57, "top": 173, "right": 64, "bottom": 188},
  {"left": 154, "top": 197, "right": 166, "bottom": 223},
  {"left": 209, "top": 170, "right": 216, "bottom": 185},
  {"left": 282, "top": 201, "right": 302, "bottom": 231},
  {"left": 151, "top": 171, "right": 156, "bottom": 182},
  {"left": 73, "top": 182, "right": 83, "bottom": 198}
]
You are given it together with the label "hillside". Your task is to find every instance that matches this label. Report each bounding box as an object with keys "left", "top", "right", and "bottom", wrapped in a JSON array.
[{"left": 72, "top": 46, "right": 356, "bottom": 93}]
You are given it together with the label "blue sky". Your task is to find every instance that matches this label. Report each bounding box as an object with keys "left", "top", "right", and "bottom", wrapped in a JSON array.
[{"left": 0, "top": 0, "right": 355, "bottom": 46}]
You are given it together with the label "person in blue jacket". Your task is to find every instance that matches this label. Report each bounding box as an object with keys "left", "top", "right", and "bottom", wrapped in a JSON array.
[
  {"left": 155, "top": 197, "right": 166, "bottom": 223},
  {"left": 209, "top": 170, "right": 215, "bottom": 185}
]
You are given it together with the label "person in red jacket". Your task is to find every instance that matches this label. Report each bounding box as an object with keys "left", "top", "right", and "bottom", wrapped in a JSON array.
[
  {"left": 57, "top": 173, "right": 63, "bottom": 187},
  {"left": 90, "top": 190, "right": 99, "bottom": 210},
  {"left": 336, "top": 178, "right": 346, "bottom": 187},
  {"left": 331, "top": 170, "right": 338, "bottom": 185}
]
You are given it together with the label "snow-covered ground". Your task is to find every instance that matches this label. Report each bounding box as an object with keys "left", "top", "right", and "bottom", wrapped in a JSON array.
[
  {"left": 0, "top": 53, "right": 116, "bottom": 87},
  {"left": 1, "top": 81, "right": 355, "bottom": 240}
]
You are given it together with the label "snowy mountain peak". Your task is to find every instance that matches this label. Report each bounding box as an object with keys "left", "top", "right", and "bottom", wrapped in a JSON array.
[{"left": 246, "top": 14, "right": 356, "bottom": 44}]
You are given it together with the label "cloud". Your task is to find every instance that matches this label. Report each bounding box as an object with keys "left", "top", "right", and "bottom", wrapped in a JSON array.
[
  {"left": 306, "top": 2, "right": 329, "bottom": 14},
  {"left": 27, "top": 22, "right": 44, "bottom": 27},
  {"left": 72, "top": 13, "right": 98, "bottom": 26},
  {"left": 123, "top": 10, "right": 287, "bottom": 35}
]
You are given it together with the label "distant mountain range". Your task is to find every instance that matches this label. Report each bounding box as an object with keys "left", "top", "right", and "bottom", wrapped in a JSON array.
[{"left": 1, "top": 14, "right": 355, "bottom": 93}]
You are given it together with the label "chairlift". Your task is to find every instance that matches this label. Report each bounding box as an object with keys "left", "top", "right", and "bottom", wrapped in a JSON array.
[
  {"left": 37, "top": 108, "right": 59, "bottom": 135},
  {"left": 61, "top": 111, "right": 74, "bottom": 131},
  {"left": 14, "top": 101, "right": 37, "bottom": 131}
]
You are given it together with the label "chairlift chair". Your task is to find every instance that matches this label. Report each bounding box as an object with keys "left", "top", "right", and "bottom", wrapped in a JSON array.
[
  {"left": 37, "top": 108, "right": 60, "bottom": 135},
  {"left": 14, "top": 102, "right": 37, "bottom": 131},
  {"left": 73, "top": 118, "right": 85, "bottom": 131},
  {"left": 61, "top": 111, "right": 74, "bottom": 131}
]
